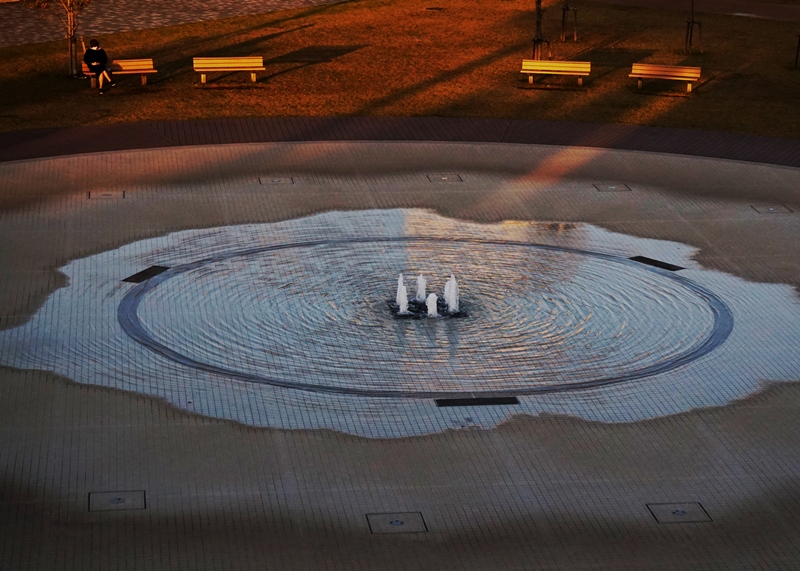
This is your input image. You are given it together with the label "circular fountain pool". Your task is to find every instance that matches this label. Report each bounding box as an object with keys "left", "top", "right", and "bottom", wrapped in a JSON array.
[{"left": 118, "top": 236, "right": 732, "bottom": 397}]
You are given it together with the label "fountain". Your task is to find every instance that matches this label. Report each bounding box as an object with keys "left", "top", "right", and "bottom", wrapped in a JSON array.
[
  {"left": 396, "top": 274, "right": 409, "bottom": 314},
  {"left": 389, "top": 274, "right": 465, "bottom": 319},
  {"left": 444, "top": 275, "right": 459, "bottom": 313},
  {"left": 426, "top": 294, "right": 439, "bottom": 317},
  {"left": 416, "top": 275, "right": 427, "bottom": 302}
]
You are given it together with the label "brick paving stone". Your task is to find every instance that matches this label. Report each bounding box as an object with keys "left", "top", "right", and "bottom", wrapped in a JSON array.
[
  {"left": 2, "top": 117, "right": 800, "bottom": 168},
  {"left": 0, "top": 0, "right": 342, "bottom": 48},
  {"left": 2, "top": 0, "right": 800, "bottom": 49}
]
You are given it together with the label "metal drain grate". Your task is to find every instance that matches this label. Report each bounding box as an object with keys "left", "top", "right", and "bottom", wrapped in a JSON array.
[
  {"left": 89, "top": 490, "right": 146, "bottom": 512},
  {"left": 88, "top": 190, "right": 125, "bottom": 199},
  {"left": 123, "top": 266, "right": 170, "bottom": 283},
  {"left": 367, "top": 512, "right": 428, "bottom": 533},
  {"left": 436, "top": 396, "right": 520, "bottom": 407},
  {"left": 594, "top": 183, "right": 631, "bottom": 192},
  {"left": 751, "top": 204, "right": 792, "bottom": 214},
  {"left": 629, "top": 256, "right": 684, "bottom": 271},
  {"left": 647, "top": 502, "right": 712, "bottom": 523},
  {"left": 427, "top": 174, "right": 463, "bottom": 183},
  {"left": 258, "top": 177, "right": 294, "bottom": 185}
]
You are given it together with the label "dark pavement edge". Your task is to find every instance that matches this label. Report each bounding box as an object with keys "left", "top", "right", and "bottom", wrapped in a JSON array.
[{"left": 1, "top": 117, "right": 799, "bottom": 168}]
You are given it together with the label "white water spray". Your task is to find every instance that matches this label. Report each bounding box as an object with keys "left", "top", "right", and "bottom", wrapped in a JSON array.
[
  {"left": 426, "top": 293, "right": 439, "bottom": 317},
  {"left": 444, "top": 274, "right": 459, "bottom": 313},
  {"left": 416, "top": 275, "right": 427, "bottom": 302},
  {"left": 396, "top": 274, "right": 409, "bottom": 314}
]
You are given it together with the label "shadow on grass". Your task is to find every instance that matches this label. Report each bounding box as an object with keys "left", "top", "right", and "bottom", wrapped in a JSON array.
[
  {"left": 356, "top": 41, "right": 529, "bottom": 114},
  {"left": 109, "top": 0, "right": 360, "bottom": 82},
  {"left": 194, "top": 45, "right": 365, "bottom": 85},
  {"left": 265, "top": 45, "right": 365, "bottom": 64}
]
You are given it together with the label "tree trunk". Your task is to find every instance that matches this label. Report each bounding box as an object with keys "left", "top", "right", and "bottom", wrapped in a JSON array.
[
  {"left": 67, "top": 1, "right": 78, "bottom": 77},
  {"left": 533, "top": 0, "right": 544, "bottom": 59}
]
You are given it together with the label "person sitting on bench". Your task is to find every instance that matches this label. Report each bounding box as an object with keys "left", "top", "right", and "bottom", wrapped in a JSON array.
[{"left": 83, "top": 39, "right": 116, "bottom": 94}]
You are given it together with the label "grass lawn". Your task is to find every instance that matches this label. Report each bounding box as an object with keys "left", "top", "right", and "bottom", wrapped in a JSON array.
[{"left": 1, "top": 0, "right": 799, "bottom": 137}]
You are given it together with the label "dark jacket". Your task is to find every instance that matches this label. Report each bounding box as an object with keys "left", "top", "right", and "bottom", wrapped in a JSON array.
[{"left": 83, "top": 47, "right": 108, "bottom": 72}]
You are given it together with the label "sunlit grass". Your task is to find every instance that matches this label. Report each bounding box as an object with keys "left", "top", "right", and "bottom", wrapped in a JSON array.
[{"left": 0, "top": 0, "right": 798, "bottom": 137}]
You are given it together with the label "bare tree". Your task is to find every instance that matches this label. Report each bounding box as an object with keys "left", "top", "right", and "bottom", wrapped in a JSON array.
[{"left": 20, "top": 0, "right": 93, "bottom": 77}]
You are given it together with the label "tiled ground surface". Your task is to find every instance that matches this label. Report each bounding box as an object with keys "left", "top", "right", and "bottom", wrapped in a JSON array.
[
  {"left": 0, "top": 0, "right": 341, "bottom": 48},
  {"left": 1, "top": 130, "right": 799, "bottom": 569},
  {"left": 3, "top": 0, "right": 800, "bottom": 48}
]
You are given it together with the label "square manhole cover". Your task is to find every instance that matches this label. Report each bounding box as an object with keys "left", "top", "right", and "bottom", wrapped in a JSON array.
[
  {"left": 427, "top": 174, "right": 463, "bottom": 183},
  {"left": 594, "top": 183, "right": 631, "bottom": 192},
  {"left": 89, "top": 490, "right": 146, "bottom": 512},
  {"left": 88, "top": 190, "right": 125, "bottom": 199},
  {"left": 647, "top": 502, "right": 711, "bottom": 523},
  {"left": 367, "top": 512, "right": 428, "bottom": 533},
  {"left": 259, "top": 176, "right": 294, "bottom": 185},
  {"left": 751, "top": 204, "right": 792, "bottom": 214}
]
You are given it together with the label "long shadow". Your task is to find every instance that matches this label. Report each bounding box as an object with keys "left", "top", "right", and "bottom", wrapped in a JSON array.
[
  {"left": 263, "top": 45, "right": 364, "bottom": 65},
  {"left": 109, "top": 0, "right": 360, "bottom": 81},
  {"left": 356, "top": 41, "right": 530, "bottom": 115},
  {"left": 145, "top": 25, "right": 318, "bottom": 84},
  {"left": 195, "top": 45, "right": 365, "bottom": 85}
]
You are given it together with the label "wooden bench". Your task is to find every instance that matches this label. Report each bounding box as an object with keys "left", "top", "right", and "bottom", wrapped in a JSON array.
[
  {"left": 81, "top": 59, "right": 157, "bottom": 88},
  {"left": 521, "top": 60, "right": 591, "bottom": 86},
  {"left": 193, "top": 56, "right": 266, "bottom": 84},
  {"left": 630, "top": 63, "right": 701, "bottom": 93}
]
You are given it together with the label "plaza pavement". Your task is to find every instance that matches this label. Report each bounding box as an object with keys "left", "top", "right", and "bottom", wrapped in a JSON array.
[
  {"left": 1, "top": 116, "right": 799, "bottom": 569},
  {"left": 2, "top": 0, "right": 799, "bottom": 48}
]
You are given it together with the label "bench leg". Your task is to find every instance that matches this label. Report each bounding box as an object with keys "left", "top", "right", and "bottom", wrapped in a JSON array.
[
  {"left": 686, "top": 82, "right": 692, "bottom": 93},
  {"left": 141, "top": 75, "right": 147, "bottom": 86},
  {"left": 201, "top": 73, "right": 207, "bottom": 84},
  {"left": 528, "top": 74, "right": 533, "bottom": 85},
  {"left": 637, "top": 78, "right": 643, "bottom": 90},
  {"left": 251, "top": 72, "right": 257, "bottom": 83},
  {"left": 90, "top": 77, "right": 97, "bottom": 89},
  {"left": 578, "top": 77, "right": 583, "bottom": 86}
]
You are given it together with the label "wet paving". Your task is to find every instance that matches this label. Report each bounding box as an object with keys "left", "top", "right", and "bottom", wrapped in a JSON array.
[{"left": 1, "top": 140, "right": 798, "bottom": 569}]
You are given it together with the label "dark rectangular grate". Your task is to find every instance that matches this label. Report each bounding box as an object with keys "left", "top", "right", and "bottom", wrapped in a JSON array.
[
  {"left": 427, "top": 173, "right": 463, "bottom": 183},
  {"left": 593, "top": 183, "right": 630, "bottom": 192},
  {"left": 751, "top": 204, "right": 792, "bottom": 214},
  {"left": 123, "top": 266, "right": 170, "bottom": 283},
  {"left": 629, "top": 256, "right": 684, "bottom": 271},
  {"left": 259, "top": 176, "right": 294, "bottom": 185},
  {"left": 89, "top": 490, "right": 147, "bottom": 512},
  {"left": 646, "top": 502, "right": 712, "bottom": 524},
  {"left": 436, "top": 396, "right": 520, "bottom": 407}
]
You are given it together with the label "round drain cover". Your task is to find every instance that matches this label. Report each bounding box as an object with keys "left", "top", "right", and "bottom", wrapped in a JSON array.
[
  {"left": 109, "top": 497, "right": 126, "bottom": 505},
  {"left": 672, "top": 509, "right": 686, "bottom": 516},
  {"left": 389, "top": 519, "right": 404, "bottom": 526}
]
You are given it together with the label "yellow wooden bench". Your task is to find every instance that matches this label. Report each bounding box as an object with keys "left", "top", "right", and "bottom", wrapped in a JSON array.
[
  {"left": 81, "top": 58, "right": 157, "bottom": 88},
  {"left": 521, "top": 60, "right": 591, "bottom": 86},
  {"left": 193, "top": 56, "right": 266, "bottom": 84},
  {"left": 630, "top": 63, "right": 701, "bottom": 93}
]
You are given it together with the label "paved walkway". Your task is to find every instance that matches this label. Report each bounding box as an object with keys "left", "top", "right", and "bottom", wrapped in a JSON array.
[
  {"left": 2, "top": 116, "right": 799, "bottom": 167},
  {"left": 1, "top": 128, "right": 799, "bottom": 571},
  {"left": 1, "top": 0, "right": 799, "bottom": 48},
  {"left": 0, "top": 0, "right": 342, "bottom": 48}
]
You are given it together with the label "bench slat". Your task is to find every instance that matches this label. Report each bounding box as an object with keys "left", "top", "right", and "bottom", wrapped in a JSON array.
[
  {"left": 520, "top": 60, "right": 591, "bottom": 86},
  {"left": 630, "top": 64, "right": 701, "bottom": 79},
  {"left": 193, "top": 56, "right": 266, "bottom": 83},
  {"left": 630, "top": 63, "right": 701, "bottom": 92},
  {"left": 194, "top": 57, "right": 264, "bottom": 66},
  {"left": 81, "top": 58, "right": 157, "bottom": 87},
  {"left": 633, "top": 72, "right": 699, "bottom": 80},
  {"left": 194, "top": 66, "right": 267, "bottom": 71},
  {"left": 521, "top": 60, "right": 591, "bottom": 74}
]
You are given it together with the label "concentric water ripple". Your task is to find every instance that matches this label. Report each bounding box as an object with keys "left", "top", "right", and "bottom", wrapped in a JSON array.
[{"left": 120, "top": 237, "right": 733, "bottom": 397}]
